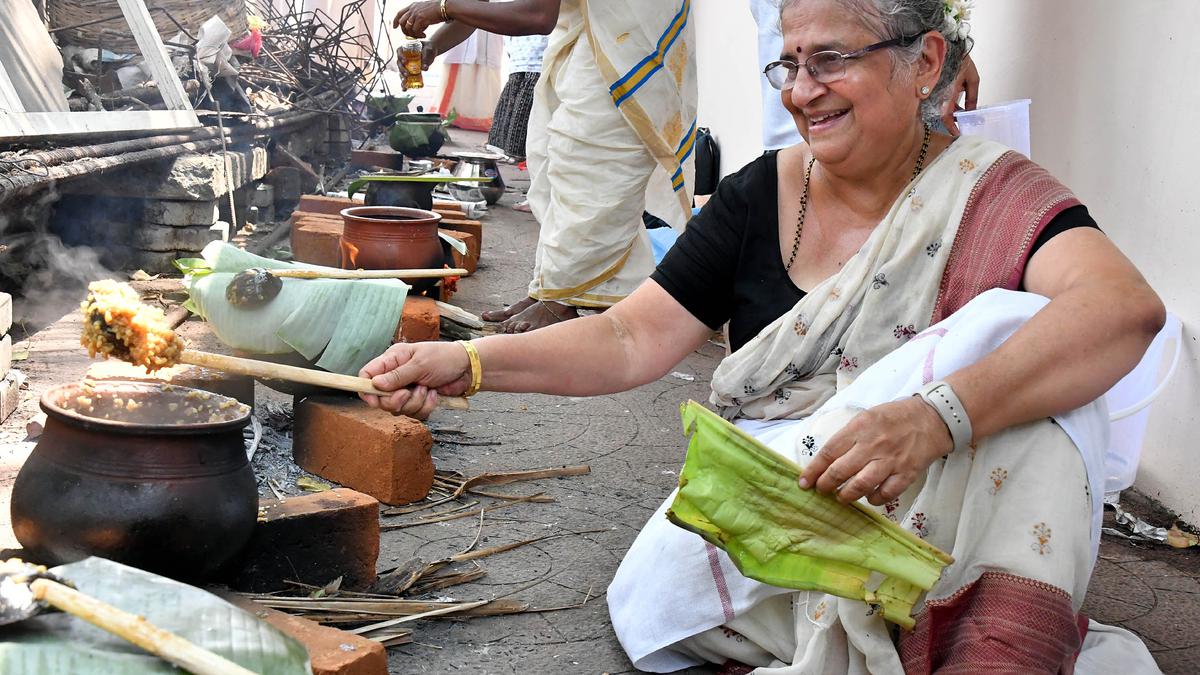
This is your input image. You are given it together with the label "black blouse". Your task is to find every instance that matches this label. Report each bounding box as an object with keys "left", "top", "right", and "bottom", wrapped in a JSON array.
[{"left": 651, "top": 152, "right": 1099, "bottom": 352}]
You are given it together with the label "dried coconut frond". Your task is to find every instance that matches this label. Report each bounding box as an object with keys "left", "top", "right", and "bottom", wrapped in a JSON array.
[{"left": 81, "top": 280, "right": 183, "bottom": 372}]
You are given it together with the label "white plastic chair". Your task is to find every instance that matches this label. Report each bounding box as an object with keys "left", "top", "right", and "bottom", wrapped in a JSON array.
[{"left": 1102, "top": 313, "right": 1183, "bottom": 496}]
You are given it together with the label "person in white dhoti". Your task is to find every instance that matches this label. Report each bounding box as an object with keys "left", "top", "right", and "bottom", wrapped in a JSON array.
[
  {"left": 396, "top": 0, "right": 697, "bottom": 332},
  {"left": 368, "top": 0, "right": 1164, "bottom": 671}
]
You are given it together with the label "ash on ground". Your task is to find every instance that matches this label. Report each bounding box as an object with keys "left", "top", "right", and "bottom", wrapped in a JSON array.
[{"left": 248, "top": 399, "right": 334, "bottom": 499}]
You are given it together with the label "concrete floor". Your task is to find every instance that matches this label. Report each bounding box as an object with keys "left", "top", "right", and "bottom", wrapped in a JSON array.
[{"left": 2, "top": 130, "right": 1197, "bottom": 673}]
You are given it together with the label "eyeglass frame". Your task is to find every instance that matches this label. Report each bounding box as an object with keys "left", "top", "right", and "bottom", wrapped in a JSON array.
[{"left": 762, "top": 32, "right": 928, "bottom": 90}]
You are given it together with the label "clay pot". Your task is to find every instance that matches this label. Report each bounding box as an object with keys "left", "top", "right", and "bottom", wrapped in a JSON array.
[
  {"left": 339, "top": 206, "right": 447, "bottom": 294},
  {"left": 11, "top": 382, "right": 257, "bottom": 581}
]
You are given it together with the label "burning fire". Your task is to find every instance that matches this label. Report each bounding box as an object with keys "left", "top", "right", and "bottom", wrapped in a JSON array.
[{"left": 341, "top": 240, "right": 360, "bottom": 269}]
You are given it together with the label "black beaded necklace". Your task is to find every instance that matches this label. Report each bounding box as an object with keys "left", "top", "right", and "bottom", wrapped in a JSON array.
[{"left": 785, "top": 125, "right": 932, "bottom": 271}]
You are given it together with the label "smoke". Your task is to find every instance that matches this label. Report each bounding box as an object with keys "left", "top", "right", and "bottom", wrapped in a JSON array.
[{"left": 0, "top": 184, "right": 120, "bottom": 338}]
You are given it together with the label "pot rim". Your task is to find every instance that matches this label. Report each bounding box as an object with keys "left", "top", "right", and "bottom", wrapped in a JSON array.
[
  {"left": 340, "top": 205, "right": 441, "bottom": 224},
  {"left": 40, "top": 381, "right": 252, "bottom": 435}
]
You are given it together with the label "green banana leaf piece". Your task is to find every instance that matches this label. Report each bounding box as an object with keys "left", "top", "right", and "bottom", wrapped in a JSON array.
[
  {"left": 183, "top": 241, "right": 409, "bottom": 375},
  {"left": 0, "top": 557, "right": 310, "bottom": 674},
  {"left": 346, "top": 174, "right": 493, "bottom": 200},
  {"left": 667, "top": 401, "right": 954, "bottom": 629}
]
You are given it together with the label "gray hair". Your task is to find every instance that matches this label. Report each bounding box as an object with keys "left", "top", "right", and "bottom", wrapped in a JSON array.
[{"left": 779, "top": 0, "right": 972, "bottom": 126}]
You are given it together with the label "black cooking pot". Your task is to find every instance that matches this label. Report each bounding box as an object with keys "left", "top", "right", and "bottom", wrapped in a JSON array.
[{"left": 11, "top": 382, "right": 257, "bottom": 581}]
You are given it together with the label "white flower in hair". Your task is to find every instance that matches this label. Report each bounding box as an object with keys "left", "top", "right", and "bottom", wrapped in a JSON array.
[{"left": 942, "top": 0, "right": 973, "bottom": 41}]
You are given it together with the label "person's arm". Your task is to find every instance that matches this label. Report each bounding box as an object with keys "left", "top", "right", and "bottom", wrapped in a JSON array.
[
  {"left": 800, "top": 227, "right": 1164, "bottom": 505},
  {"left": 420, "top": 20, "right": 479, "bottom": 69},
  {"left": 359, "top": 282, "right": 714, "bottom": 418},
  {"left": 940, "top": 53, "right": 979, "bottom": 136},
  {"left": 395, "top": 0, "right": 559, "bottom": 39}
]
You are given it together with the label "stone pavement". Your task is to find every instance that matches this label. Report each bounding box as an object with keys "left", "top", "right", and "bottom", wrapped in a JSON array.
[{"left": 1, "top": 130, "right": 1197, "bottom": 674}]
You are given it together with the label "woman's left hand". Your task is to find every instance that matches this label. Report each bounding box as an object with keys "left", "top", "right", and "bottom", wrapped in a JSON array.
[
  {"left": 394, "top": 1, "right": 444, "bottom": 38},
  {"left": 798, "top": 397, "right": 953, "bottom": 505}
]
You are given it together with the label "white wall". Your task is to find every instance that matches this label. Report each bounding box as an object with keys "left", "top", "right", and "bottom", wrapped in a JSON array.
[
  {"left": 692, "top": 1, "right": 763, "bottom": 177},
  {"left": 969, "top": 1, "right": 1200, "bottom": 521},
  {"left": 694, "top": 1, "right": 1200, "bottom": 519}
]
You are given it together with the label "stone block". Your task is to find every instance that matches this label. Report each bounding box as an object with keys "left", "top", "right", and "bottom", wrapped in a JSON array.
[
  {"left": 228, "top": 488, "right": 380, "bottom": 592},
  {"left": 291, "top": 218, "right": 343, "bottom": 268},
  {"left": 127, "top": 250, "right": 187, "bottom": 276},
  {"left": 397, "top": 296, "right": 440, "bottom": 343},
  {"left": 293, "top": 396, "right": 434, "bottom": 506},
  {"left": 298, "top": 195, "right": 355, "bottom": 217},
  {"left": 67, "top": 147, "right": 270, "bottom": 200},
  {"left": 143, "top": 199, "right": 220, "bottom": 227},
  {"left": 0, "top": 371, "right": 20, "bottom": 424},
  {"left": 439, "top": 228, "right": 477, "bottom": 275},
  {"left": 224, "top": 594, "right": 388, "bottom": 675},
  {"left": 0, "top": 292, "right": 9, "bottom": 335},
  {"left": 85, "top": 360, "right": 255, "bottom": 407},
  {"left": 0, "top": 335, "right": 12, "bottom": 380},
  {"left": 133, "top": 223, "right": 224, "bottom": 252}
]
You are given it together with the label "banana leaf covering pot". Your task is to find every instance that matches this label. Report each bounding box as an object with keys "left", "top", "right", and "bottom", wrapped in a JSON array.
[{"left": 11, "top": 382, "right": 257, "bottom": 581}]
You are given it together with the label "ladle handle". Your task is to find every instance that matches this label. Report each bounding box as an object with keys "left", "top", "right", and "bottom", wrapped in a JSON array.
[
  {"left": 179, "top": 351, "right": 470, "bottom": 410},
  {"left": 30, "top": 578, "right": 257, "bottom": 675},
  {"left": 272, "top": 268, "right": 468, "bottom": 279}
]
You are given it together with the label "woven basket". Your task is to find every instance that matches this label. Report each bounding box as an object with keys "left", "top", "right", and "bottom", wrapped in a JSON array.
[{"left": 48, "top": 0, "right": 249, "bottom": 52}]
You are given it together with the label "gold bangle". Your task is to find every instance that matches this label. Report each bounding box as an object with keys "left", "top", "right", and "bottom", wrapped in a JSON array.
[
  {"left": 458, "top": 340, "right": 482, "bottom": 396},
  {"left": 440, "top": 0, "right": 450, "bottom": 21}
]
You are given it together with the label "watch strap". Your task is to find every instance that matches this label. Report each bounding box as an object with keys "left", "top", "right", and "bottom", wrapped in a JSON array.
[{"left": 915, "top": 380, "right": 972, "bottom": 453}]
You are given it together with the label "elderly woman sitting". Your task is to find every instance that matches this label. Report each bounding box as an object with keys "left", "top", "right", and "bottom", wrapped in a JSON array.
[{"left": 357, "top": 0, "right": 1164, "bottom": 671}]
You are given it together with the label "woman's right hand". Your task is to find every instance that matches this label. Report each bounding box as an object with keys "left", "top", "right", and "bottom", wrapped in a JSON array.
[{"left": 358, "top": 342, "right": 472, "bottom": 419}]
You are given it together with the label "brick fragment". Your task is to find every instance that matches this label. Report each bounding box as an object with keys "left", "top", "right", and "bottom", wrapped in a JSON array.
[
  {"left": 439, "top": 229, "right": 478, "bottom": 275},
  {"left": 350, "top": 149, "right": 403, "bottom": 170},
  {"left": 397, "top": 296, "right": 440, "bottom": 343},
  {"left": 291, "top": 218, "right": 344, "bottom": 267},
  {"left": 224, "top": 594, "right": 388, "bottom": 675},
  {"left": 228, "top": 488, "right": 379, "bottom": 592},
  {"left": 293, "top": 396, "right": 434, "bottom": 505},
  {"left": 85, "top": 360, "right": 255, "bottom": 407}
]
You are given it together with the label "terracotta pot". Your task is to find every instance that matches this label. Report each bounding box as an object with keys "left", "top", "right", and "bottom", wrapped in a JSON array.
[
  {"left": 339, "top": 205, "right": 447, "bottom": 293},
  {"left": 11, "top": 382, "right": 257, "bottom": 581}
]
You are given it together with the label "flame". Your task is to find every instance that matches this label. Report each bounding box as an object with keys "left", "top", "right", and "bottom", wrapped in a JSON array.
[{"left": 342, "top": 241, "right": 360, "bottom": 269}]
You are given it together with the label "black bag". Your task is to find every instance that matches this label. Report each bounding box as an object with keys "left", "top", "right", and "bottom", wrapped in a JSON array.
[{"left": 693, "top": 126, "right": 721, "bottom": 196}]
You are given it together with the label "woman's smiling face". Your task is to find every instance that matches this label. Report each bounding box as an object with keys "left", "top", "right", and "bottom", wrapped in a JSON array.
[{"left": 779, "top": 0, "right": 925, "bottom": 170}]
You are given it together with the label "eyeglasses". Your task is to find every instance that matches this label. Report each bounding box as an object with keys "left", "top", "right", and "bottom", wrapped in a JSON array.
[{"left": 763, "top": 32, "right": 926, "bottom": 90}]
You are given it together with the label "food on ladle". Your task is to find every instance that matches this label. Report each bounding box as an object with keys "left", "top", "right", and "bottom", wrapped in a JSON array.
[{"left": 81, "top": 280, "right": 183, "bottom": 372}]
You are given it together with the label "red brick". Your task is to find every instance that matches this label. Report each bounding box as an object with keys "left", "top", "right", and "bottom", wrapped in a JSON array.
[
  {"left": 438, "top": 217, "right": 482, "bottom": 246},
  {"left": 229, "top": 488, "right": 380, "bottom": 592},
  {"left": 439, "top": 229, "right": 478, "bottom": 275},
  {"left": 432, "top": 198, "right": 465, "bottom": 210},
  {"left": 433, "top": 208, "right": 467, "bottom": 220},
  {"left": 298, "top": 194, "right": 357, "bottom": 217},
  {"left": 292, "top": 218, "right": 344, "bottom": 267},
  {"left": 223, "top": 593, "right": 388, "bottom": 675},
  {"left": 84, "top": 361, "right": 255, "bottom": 407},
  {"left": 293, "top": 396, "right": 434, "bottom": 505},
  {"left": 397, "top": 296, "right": 440, "bottom": 343}
]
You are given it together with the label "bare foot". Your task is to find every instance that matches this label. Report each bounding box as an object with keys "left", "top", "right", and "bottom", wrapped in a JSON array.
[
  {"left": 501, "top": 300, "right": 579, "bottom": 333},
  {"left": 481, "top": 296, "right": 537, "bottom": 323}
]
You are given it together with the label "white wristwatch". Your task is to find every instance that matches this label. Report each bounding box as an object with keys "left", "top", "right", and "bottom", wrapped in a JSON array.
[{"left": 914, "top": 380, "right": 972, "bottom": 453}]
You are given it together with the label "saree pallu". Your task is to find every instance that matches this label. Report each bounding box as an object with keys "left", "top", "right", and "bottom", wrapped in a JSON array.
[
  {"left": 608, "top": 138, "right": 1157, "bottom": 673},
  {"left": 524, "top": 0, "right": 696, "bottom": 308}
]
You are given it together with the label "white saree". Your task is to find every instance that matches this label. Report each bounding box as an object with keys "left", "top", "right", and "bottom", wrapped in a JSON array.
[
  {"left": 524, "top": 0, "right": 697, "bottom": 308},
  {"left": 607, "top": 138, "right": 1160, "bottom": 673}
]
